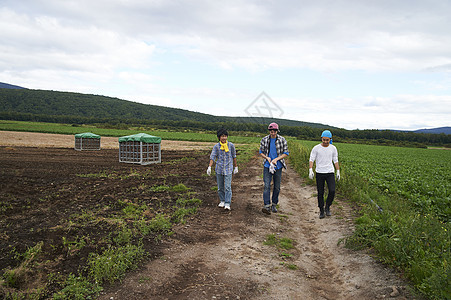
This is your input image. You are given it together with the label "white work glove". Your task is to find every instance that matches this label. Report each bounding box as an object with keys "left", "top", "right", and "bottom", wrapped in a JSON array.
[
  {"left": 233, "top": 166, "right": 239, "bottom": 174},
  {"left": 207, "top": 166, "right": 211, "bottom": 176},
  {"left": 336, "top": 170, "right": 341, "bottom": 181},
  {"left": 269, "top": 163, "right": 276, "bottom": 174},
  {"left": 308, "top": 168, "right": 314, "bottom": 179}
]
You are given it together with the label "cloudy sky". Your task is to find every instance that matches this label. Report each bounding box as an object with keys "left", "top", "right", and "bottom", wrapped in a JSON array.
[{"left": 1, "top": 0, "right": 450, "bottom": 130}]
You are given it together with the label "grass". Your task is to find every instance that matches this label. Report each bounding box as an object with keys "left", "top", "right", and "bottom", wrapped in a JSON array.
[
  {"left": 87, "top": 243, "right": 145, "bottom": 284},
  {"left": 53, "top": 274, "right": 102, "bottom": 299},
  {"left": 263, "top": 234, "right": 294, "bottom": 250},
  {"left": 263, "top": 234, "right": 297, "bottom": 271},
  {"left": 2, "top": 242, "right": 44, "bottom": 291}
]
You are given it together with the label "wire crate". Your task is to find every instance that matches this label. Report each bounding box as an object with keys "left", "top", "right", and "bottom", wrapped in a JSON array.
[
  {"left": 74, "top": 132, "right": 101, "bottom": 151},
  {"left": 118, "top": 133, "right": 161, "bottom": 165}
]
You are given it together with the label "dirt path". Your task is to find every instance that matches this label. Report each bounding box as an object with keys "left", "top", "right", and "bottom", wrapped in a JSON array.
[
  {"left": 98, "top": 164, "right": 413, "bottom": 299},
  {"left": 0, "top": 131, "right": 415, "bottom": 299}
]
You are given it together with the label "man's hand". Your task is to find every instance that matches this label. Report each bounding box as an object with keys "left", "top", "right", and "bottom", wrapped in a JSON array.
[
  {"left": 336, "top": 170, "right": 341, "bottom": 181},
  {"left": 207, "top": 166, "right": 211, "bottom": 176},
  {"left": 233, "top": 166, "right": 239, "bottom": 174},
  {"left": 309, "top": 168, "right": 314, "bottom": 180}
]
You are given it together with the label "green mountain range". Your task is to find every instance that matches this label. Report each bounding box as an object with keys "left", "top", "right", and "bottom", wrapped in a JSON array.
[{"left": 0, "top": 88, "right": 331, "bottom": 128}]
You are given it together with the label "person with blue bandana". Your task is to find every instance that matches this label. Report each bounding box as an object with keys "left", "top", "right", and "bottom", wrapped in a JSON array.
[
  {"left": 259, "top": 122, "right": 289, "bottom": 215},
  {"left": 309, "top": 130, "right": 340, "bottom": 219}
]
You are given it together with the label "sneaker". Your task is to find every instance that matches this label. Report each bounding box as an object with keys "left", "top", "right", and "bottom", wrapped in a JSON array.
[
  {"left": 271, "top": 205, "right": 278, "bottom": 213},
  {"left": 325, "top": 206, "right": 331, "bottom": 217},
  {"left": 319, "top": 208, "right": 325, "bottom": 219},
  {"left": 218, "top": 202, "right": 225, "bottom": 208},
  {"left": 262, "top": 207, "right": 271, "bottom": 215},
  {"left": 224, "top": 204, "right": 231, "bottom": 210}
]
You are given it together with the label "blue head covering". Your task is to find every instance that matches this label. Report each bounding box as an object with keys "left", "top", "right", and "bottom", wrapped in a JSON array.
[{"left": 321, "top": 130, "right": 333, "bottom": 144}]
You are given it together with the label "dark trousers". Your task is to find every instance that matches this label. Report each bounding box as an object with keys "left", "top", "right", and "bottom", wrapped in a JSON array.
[{"left": 316, "top": 172, "right": 335, "bottom": 209}]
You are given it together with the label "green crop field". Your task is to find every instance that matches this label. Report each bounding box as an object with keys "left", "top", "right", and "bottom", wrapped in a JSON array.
[
  {"left": 338, "top": 143, "right": 451, "bottom": 221},
  {"left": 289, "top": 140, "right": 451, "bottom": 300}
]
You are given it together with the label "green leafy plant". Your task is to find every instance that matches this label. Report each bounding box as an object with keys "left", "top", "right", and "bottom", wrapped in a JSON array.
[
  {"left": 149, "top": 185, "right": 170, "bottom": 192},
  {"left": 53, "top": 274, "right": 102, "bottom": 300},
  {"left": 62, "top": 236, "right": 87, "bottom": 256},
  {"left": 113, "top": 227, "right": 133, "bottom": 245},
  {"left": 171, "top": 183, "right": 190, "bottom": 193}
]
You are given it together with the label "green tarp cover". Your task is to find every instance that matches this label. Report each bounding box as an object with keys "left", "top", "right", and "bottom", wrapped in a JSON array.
[
  {"left": 118, "top": 133, "right": 162, "bottom": 144},
  {"left": 75, "top": 132, "right": 101, "bottom": 139}
]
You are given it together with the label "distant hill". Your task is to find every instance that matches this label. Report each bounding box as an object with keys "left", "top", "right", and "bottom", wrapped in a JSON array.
[
  {"left": 1, "top": 87, "right": 449, "bottom": 144},
  {"left": 0, "top": 82, "right": 26, "bottom": 89},
  {"left": 0, "top": 88, "right": 331, "bottom": 128},
  {"left": 1, "top": 87, "right": 450, "bottom": 145},
  {"left": 414, "top": 127, "right": 451, "bottom": 135}
]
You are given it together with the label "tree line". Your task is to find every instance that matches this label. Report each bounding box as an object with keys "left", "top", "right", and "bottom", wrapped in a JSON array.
[{"left": 1, "top": 111, "right": 450, "bottom": 147}]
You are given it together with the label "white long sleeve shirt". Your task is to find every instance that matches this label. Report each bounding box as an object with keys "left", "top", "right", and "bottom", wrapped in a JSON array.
[{"left": 309, "top": 144, "right": 339, "bottom": 173}]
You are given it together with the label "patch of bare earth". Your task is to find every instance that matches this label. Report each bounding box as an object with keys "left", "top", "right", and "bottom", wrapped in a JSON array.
[
  {"left": 0, "top": 131, "right": 217, "bottom": 151},
  {"left": 0, "top": 131, "right": 417, "bottom": 299}
]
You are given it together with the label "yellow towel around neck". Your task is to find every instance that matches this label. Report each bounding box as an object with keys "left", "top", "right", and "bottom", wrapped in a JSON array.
[{"left": 220, "top": 141, "right": 229, "bottom": 152}]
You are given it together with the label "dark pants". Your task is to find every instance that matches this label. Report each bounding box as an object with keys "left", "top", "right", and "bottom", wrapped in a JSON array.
[{"left": 316, "top": 172, "right": 335, "bottom": 209}]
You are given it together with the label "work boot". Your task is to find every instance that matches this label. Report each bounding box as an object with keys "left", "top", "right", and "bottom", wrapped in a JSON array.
[
  {"left": 262, "top": 206, "right": 271, "bottom": 215},
  {"left": 271, "top": 204, "right": 278, "bottom": 213},
  {"left": 325, "top": 206, "right": 331, "bottom": 217},
  {"left": 319, "top": 208, "right": 325, "bottom": 219}
]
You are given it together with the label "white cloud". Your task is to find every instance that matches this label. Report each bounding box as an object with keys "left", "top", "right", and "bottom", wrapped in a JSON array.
[
  {"left": 4, "top": 1, "right": 451, "bottom": 73},
  {"left": 1, "top": 0, "right": 450, "bottom": 130},
  {"left": 277, "top": 94, "right": 451, "bottom": 130}
]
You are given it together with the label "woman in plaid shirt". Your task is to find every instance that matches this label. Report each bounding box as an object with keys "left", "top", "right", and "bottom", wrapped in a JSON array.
[
  {"left": 207, "top": 128, "right": 238, "bottom": 211},
  {"left": 259, "top": 123, "right": 289, "bottom": 214}
]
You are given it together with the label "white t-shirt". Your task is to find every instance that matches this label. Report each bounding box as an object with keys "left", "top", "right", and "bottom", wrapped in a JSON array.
[{"left": 309, "top": 144, "right": 339, "bottom": 173}]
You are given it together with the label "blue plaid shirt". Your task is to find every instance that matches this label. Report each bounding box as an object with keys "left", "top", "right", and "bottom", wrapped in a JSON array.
[
  {"left": 259, "top": 134, "right": 289, "bottom": 169},
  {"left": 210, "top": 142, "right": 236, "bottom": 175}
]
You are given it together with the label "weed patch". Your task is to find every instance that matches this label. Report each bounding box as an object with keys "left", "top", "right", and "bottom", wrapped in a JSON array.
[{"left": 88, "top": 244, "right": 145, "bottom": 284}]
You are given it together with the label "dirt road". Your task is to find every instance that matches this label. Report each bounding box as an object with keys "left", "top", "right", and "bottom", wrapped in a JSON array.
[
  {"left": 98, "top": 164, "right": 413, "bottom": 300},
  {"left": 0, "top": 131, "right": 415, "bottom": 299}
]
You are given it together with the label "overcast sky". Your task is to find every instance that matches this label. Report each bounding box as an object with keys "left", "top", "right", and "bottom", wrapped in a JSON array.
[{"left": 1, "top": 0, "right": 450, "bottom": 130}]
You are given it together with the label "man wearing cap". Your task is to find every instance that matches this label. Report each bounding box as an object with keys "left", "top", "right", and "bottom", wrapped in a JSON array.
[
  {"left": 259, "top": 122, "right": 289, "bottom": 214},
  {"left": 309, "top": 130, "right": 340, "bottom": 219}
]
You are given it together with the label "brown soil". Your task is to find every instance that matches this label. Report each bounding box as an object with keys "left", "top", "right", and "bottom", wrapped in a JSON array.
[
  {"left": 0, "top": 131, "right": 217, "bottom": 150},
  {"left": 0, "top": 131, "right": 417, "bottom": 299}
]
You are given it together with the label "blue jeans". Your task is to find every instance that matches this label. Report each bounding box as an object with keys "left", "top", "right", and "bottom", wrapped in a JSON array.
[
  {"left": 263, "top": 167, "right": 282, "bottom": 207},
  {"left": 216, "top": 173, "right": 232, "bottom": 204}
]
